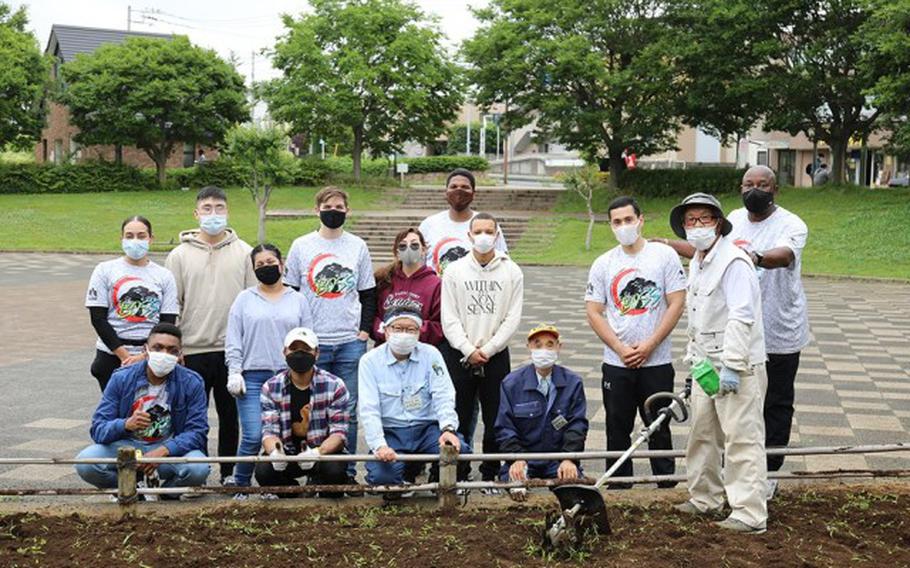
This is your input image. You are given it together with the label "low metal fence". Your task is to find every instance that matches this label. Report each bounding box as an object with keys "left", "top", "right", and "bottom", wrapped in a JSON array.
[{"left": 0, "top": 443, "right": 907, "bottom": 511}]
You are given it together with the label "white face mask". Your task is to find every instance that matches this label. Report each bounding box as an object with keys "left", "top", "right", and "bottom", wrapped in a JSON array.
[
  {"left": 530, "top": 348, "right": 558, "bottom": 369},
  {"left": 472, "top": 233, "right": 496, "bottom": 254},
  {"left": 387, "top": 332, "right": 419, "bottom": 355},
  {"left": 612, "top": 222, "right": 640, "bottom": 247},
  {"left": 686, "top": 227, "right": 718, "bottom": 251},
  {"left": 147, "top": 351, "right": 178, "bottom": 377}
]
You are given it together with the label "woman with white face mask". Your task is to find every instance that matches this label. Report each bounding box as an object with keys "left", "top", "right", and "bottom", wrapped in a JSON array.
[
  {"left": 85, "top": 216, "right": 179, "bottom": 392},
  {"left": 371, "top": 228, "right": 444, "bottom": 347}
]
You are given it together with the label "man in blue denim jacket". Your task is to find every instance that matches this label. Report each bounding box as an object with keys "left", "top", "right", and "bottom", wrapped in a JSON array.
[
  {"left": 358, "top": 310, "right": 468, "bottom": 492},
  {"left": 495, "top": 324, "right": 588, "bottom": 500},
  {"left": 75, "top": 323, "right": 210, "bottom": 494}
]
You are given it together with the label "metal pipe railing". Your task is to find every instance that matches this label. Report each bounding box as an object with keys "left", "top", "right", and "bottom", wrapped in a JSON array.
[{"left": 0, "top": 443, "right": 907, "bottom": 509}]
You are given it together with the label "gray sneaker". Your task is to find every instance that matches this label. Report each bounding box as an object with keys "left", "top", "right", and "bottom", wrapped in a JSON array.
[
  {"left": 673, "top": 500, "right": 724, "bottom": 516},
  {"left": 715, "top": 517, "right": 767, "bottom": 534}
]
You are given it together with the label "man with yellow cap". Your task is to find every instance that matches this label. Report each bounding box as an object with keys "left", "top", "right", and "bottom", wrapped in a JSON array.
[{"left": 494, "top": 324, "right": 588, "bottom": 501}]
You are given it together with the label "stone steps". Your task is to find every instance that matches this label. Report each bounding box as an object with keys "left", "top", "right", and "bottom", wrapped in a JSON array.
[{"left": 385, "top": 187, "right": 562, "bottom": 211}]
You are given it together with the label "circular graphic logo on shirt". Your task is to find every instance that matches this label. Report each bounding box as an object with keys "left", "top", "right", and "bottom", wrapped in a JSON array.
[
  {"left": 433, "top": 237, "right": 469, "bottom": 274},
  {"left": 112, "top": 276, "right": 162, "bottom": 323},
  {"left": 610, "top": 268, "right": 662, "bottom": 316},
  {"left": 307, "top": 253, "right": 356, "bottom": 299}
]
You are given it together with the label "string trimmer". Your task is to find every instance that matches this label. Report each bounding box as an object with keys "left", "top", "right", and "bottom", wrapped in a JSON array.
[{"left": 543, "top": 380, "right": 691, "bottom": 549}]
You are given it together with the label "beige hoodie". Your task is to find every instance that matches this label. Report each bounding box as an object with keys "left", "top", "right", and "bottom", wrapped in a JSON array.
[
  {"left": 441, "top": 250, "right": 524, "bottom": 358},
  {"left": 165, "top": 228, "right": 257, "bottom": 355}
]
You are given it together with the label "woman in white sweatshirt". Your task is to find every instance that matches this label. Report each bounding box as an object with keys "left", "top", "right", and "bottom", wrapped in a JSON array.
[{"left": 441, "top": 212, "right": 524, "bottom": 486}]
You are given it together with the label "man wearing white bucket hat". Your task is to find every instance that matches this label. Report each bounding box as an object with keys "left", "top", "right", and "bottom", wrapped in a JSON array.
[{"left": 669, "top": 192, "right": 769, "bottom": 534}]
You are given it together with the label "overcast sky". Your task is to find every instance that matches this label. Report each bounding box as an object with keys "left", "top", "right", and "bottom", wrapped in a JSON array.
[{"left": 11, "top": 0, "right": 489, "bottom": 86}]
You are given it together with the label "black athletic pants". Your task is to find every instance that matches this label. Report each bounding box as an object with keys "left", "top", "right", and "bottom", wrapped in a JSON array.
[
  {"left": 183, "top": 351, "right": 239, "bottom": 481},
  {"left": 764, "top": 352, "right": 801, "bottom": 472}
]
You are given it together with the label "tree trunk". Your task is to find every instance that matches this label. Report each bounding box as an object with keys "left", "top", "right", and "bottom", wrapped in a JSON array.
[
  {"left": 829, "top": 136, "right": 848, "bottom": 184},
  {"left": 257, "top": 184, "right": 273, "bottom": 244},
  {"left": 156, "top": 158, "right": 167, "bottom": 187},
  {"left": 607, "top": 151, "right": 624, "bottom": 189},
  {"left": 352, "top": 125, "right": 364, "bottom": 182},
  {"left": 585, "top": 201, "right": 595, "bottom": 251}
]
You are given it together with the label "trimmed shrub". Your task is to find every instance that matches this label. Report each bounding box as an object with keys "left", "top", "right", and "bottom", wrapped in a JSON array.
[
  {"left": 167, "top": 160, "right": 241, "bottom": 189},
  {"left": 0, "top": 161, "right": 160, "bottom": 194},
  {"left": 617, "top": 167, "right": 745, "bottom": 197},
  {"left": 400, "top": 155, "right": 489, "bottom": 173}
]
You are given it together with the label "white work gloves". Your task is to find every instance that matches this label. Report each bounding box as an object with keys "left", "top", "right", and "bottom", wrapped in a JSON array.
[
  {"left": 227, "top": 372, "right": 246, "bottom": 397},
  {"left": 718, "top": 366, "right": 741, "bottom": 396},
  {"left": 270, "top": 442, "right": 287, "bottom": 472},
  {"left": 298, "top": 446, "right": 320, "bottom": 472}
]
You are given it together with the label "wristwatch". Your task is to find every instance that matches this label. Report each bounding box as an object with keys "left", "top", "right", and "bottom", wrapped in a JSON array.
[
  {"left": 442, "top": 425, "right": 457, "bottom": 434},
  {"left": 752, "top": 251, "right": 764, "bottom": 267}
]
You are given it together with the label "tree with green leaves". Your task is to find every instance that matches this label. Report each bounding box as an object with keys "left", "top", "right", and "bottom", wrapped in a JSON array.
[
  {"left": 262, "top": 0, "right": 464, "bottom": 181},
  {"left": 445, "top": 122, "right": 501, "bottom": 156},
  {"left": 463, "top": 0, "right": 683, "bottom": 186},
  {"left": 56, "top": 35, "right": 248, "bottom": 185},
  {"left": 864, "top": 0, "right": 910, "bottom": 160},
  {"left": 223, "top": 123, "right": 296, "bottom": 243},
  {"left": 0, "top": 2, "right": 49, "bottom": 149}
]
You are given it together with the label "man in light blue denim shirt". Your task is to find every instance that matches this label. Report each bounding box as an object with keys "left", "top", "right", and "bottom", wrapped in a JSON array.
[{"left": 358, "top": 310, "right": 468, "bottom": 492}]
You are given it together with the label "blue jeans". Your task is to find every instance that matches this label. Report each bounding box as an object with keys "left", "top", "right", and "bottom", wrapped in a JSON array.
[
  {"left": 74, "top": 440, "right": 209, "bottom": 489},
  {"left": 234, "top": 370, "right": 277, "bottom": 486},
  {"left": 366, "top": 423, "right": 471, "bottom": 485},
  {"left": 317, "top": 338, "right": 367, "bottom": 477}
]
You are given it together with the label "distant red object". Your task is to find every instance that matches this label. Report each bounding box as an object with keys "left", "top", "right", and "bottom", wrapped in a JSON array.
[{"left": 624, "top": 151, "right": 637, "bottom": 170}]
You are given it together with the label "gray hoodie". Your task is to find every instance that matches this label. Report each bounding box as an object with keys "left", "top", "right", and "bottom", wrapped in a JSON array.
[{"left": 165, "top": 228, "right": 257, "bottom": 354}]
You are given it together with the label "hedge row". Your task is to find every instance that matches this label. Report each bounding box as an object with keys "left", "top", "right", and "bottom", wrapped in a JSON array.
[
  {"left": 0, "top": 162, "right": 160, "bottom": 194},
  {"left": 617, "top": 167, "right": 746, "bottom": 197},
  {"left": 0, "top": 155, "right": 492, "bottom": 195}
]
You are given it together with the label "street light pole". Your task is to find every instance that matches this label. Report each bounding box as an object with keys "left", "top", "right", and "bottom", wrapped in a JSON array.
[{"left": 480, "top": 115, "right": 487, "bottom": 157}]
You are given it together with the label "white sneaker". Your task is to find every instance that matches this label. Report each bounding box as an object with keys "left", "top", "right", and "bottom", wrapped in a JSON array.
[
  {"left": 232, "top": 492, "right": 250, "bottom": 501},
  {"left": 480, "top": 487, "right": 502, "bottom": 496},
  {"left": 765, "top": 479, "right": 779, "bottom": 501}
]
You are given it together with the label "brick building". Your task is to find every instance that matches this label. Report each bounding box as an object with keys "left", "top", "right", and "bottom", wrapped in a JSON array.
[{"left": 34, "top": 25, "right": 216, "bottom": 168}]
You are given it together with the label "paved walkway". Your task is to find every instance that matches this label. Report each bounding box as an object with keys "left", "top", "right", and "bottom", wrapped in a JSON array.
[{"left": 0, "top": 253, "right": 908, "bottom": 492}]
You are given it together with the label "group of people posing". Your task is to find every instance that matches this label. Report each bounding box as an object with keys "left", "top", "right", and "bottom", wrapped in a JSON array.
[{"left": 74, "top": 165, "right": 808, "bottom": 535}]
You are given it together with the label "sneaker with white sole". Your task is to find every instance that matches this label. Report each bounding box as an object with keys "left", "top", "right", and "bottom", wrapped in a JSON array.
[
  {"left": 715, "top": 517, "right": 766, "bottom": 534},
  {"left": 480, "top": 487, "right": 502, "bottom": 496},
  {"left": 221, "top": 475, "right": 238, "bottom": 487}
]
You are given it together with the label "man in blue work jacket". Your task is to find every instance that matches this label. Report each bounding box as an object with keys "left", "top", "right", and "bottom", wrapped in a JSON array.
[
  {"left": 358, "top": 309, "right": 469, "bottom": 497},
  {"left": 495, "top": 324, "right": 588, "bottom": 501}
]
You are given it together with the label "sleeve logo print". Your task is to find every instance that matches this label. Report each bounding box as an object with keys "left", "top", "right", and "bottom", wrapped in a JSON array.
[
  {"left": 610, "top": 268, "right": 661, "bottom": 316},
  {"left": 112, "top": 276, "right": 161, "bottom": 323},
  {"left": 307, "top": 253, "right": 356, "bottom": 299}
]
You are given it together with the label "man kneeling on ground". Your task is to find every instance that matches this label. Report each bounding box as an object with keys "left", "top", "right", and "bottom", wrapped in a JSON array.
[
  {"left": 257, "top": 328, "right": 352, "bottom": 497},
  {"left": 358, "top": 309, "right": 468, "bottom": 498},
  {"left": 495, "top": 324, "right": 588, "bottom": 501},
  {"left": 75, "top": 323, "right": 210, "bottom": 496}
]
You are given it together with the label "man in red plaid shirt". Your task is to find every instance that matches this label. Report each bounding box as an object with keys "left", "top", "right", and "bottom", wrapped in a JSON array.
[{"left": 257, "top": 328, "right": 352, "bottom": 496}]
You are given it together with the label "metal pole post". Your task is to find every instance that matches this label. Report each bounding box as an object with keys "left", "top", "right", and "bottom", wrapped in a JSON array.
[
  {"left": 128, "top": 6, "right": 132, "bottom": 31},
  {"left": 117, "top": 446, "right": 138, "bottom": 513},
  {"left": 437, "top": 444, "right": 458, "bottom": 511},
  {"left": 480, "top": 115, "right": 487, "bottom": 157}
]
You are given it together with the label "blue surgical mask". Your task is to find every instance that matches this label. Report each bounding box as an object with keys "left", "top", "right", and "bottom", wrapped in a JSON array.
[
  {"left": 199, "top": 214, "right": 228, "bottom": 236},
  {"left": 122, "top": 238, "right": 149, "bottom": 260}
]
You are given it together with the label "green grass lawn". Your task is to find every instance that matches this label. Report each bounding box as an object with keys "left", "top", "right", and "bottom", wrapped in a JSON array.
[
  {"left": 516, "top": 185, "right": 910, "bottom": 280},
  {"left": 0, "top": 185, "right": 387, "bottom": 255}
]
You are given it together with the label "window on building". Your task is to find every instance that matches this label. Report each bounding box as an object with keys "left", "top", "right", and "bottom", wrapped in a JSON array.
[
  {"left": 757, "top": 150, "right": 768, "bottom": 166},
  {"left": 53, "top": 139, "right": 63, "bottom": 165},
  {"left": 42, "top": 139, "right": 48, "bottom": 162}
]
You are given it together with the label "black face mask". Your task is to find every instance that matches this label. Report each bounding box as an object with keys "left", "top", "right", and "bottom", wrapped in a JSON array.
[
  {"left": 320, "top": 209, "right": 346, "bottom": 229},
  {"left": 743, "top": 188, "right": 774, "bottom": 214},
  {"left": 254, "top": 264, "right": 282, "bottom": 286},
  {"left": 286, "top": 350, "right": 316, "bottom": 373}
]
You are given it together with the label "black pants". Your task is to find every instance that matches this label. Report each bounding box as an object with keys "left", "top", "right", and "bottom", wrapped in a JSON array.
[
  {"left": 442, "top": 344, "right": 511, "bottom": 481},
  {"left": 255, "top": 459, "right": 350, "bottom": 498},
  {"left": 764, "top": 352, "right": 800, "bottom": 472},
  {"left": 602, "top": 363, "right": 676, "bottom": 481},
  {"left": 183, "top": 351, "right": 239, "bottom": 481},
  {"left": 90, "top": 350, "right": 122, "bottom": 392}
]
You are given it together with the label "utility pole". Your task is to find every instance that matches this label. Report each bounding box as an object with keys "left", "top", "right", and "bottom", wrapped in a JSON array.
[{"left": 127, "top": 5, "right": 131, "bottom": 30}]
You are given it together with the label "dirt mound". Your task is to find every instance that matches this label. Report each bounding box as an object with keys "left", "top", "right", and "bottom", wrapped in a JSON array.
[{"left": 2, "top": 484, "right": 909, "bottom": 567}]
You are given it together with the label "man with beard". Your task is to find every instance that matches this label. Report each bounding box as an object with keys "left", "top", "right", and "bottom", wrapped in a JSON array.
[{"left": 418, "top": 169, "right": 508, "bottom": 276}]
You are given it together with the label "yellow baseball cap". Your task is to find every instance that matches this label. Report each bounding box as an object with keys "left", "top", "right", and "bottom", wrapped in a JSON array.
[{"left": 527, "top": 324, "right": 560, "bottom": 341}]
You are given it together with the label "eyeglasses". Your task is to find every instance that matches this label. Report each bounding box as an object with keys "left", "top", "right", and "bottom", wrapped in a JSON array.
[
  {"left": 397, "top": 242, "right": 421, "bottom": 252},
  {"left": 388, "top": 325, "right": 419, "bottom": 334},
  {"left": 683, "top": 214, "right": 717, "bottom": 228}
]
